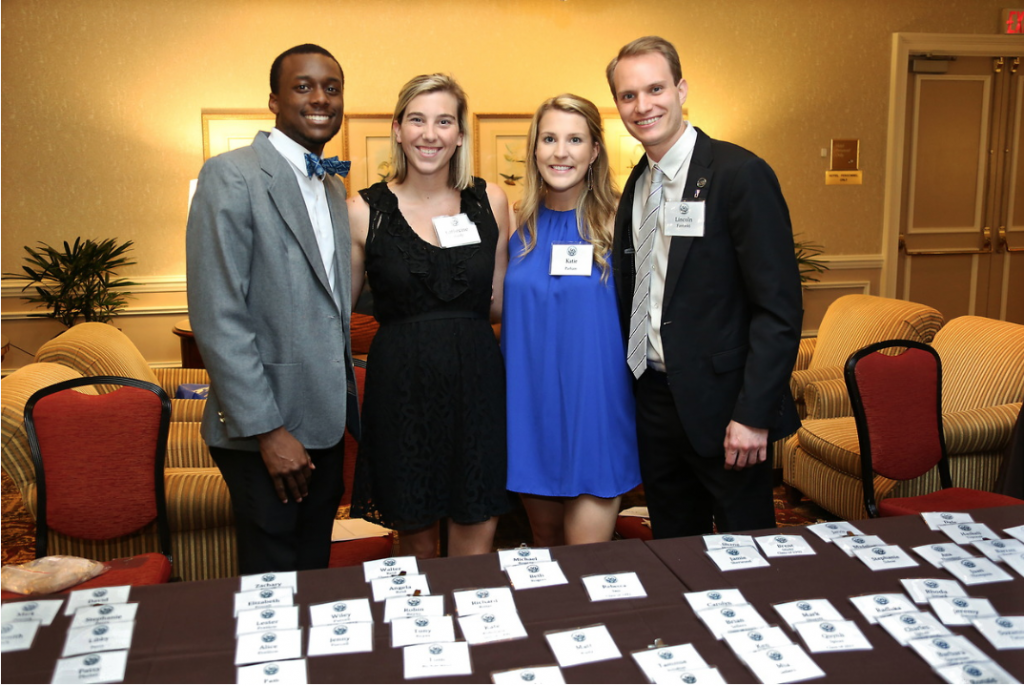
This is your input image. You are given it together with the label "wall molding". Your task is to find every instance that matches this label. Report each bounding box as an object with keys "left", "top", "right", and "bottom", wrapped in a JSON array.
[
  {"left": 816, "top": 254, "right": 883, "bottom": 271},
  {"left": 1, "top": 275, "right": 187, "bottom": 299},
  {"left": 802, "top": 280, "right": 871, "bottom": 295}
]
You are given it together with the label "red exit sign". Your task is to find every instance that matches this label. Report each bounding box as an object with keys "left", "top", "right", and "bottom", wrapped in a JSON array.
[{"left": 1004, "top": 8, "right": 1024, "bottom": 33}]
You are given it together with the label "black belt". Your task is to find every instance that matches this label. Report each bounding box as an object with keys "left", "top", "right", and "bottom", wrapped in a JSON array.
[{"left": 384, "top": 310, "right": 485, "bottom": 326}]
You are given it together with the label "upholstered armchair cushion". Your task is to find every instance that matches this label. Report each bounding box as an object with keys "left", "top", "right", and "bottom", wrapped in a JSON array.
[
  {"left": 943, "top": 403, "right": 1023, "bottom": 454},
  {"left": 803, "top": 378, "right": 854, "bottom": 420},
  {"left": 33, "top": 322, "right": 210, "bottom": 423}
]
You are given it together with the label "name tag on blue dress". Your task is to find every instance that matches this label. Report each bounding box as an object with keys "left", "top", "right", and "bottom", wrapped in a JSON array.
[{"left": 549, "top": 243, "right": 594, "bottom": 276}]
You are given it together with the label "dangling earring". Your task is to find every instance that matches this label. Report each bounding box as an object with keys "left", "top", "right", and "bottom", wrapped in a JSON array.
[
  {"left": 587, "top": 164, "right": 594, "bottom": 191},
  {"left": 539, "top": 173, "right": 545, "bottom": 191}
]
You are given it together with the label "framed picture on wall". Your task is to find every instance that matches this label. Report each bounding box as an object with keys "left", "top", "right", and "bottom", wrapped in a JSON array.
[
  {"left": 599, "top": 108, "right": 687, "bottom": 190},
  {"left": 473, "top": 114, "right": 532, "bottom": 210},
  {"left": 201, "top": 109, "right": 345, "bottom": 162},
  {"left": 343, "top": 114, "right": 394, "bottom": 197}
]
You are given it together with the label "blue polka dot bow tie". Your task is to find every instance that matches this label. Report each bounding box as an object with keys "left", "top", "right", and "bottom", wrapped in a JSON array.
[{"left": 304, "top": 153, "right": 351, "bottom": 179}]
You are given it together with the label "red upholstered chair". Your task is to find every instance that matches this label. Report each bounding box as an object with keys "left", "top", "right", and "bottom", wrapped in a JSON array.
[
  {"left": 329, "top": 358, "right": 395, "bottom": 567},
  {"left": 21, "top": 376, "right": 173, "bottom": 591},
  {"left": 846, "top": 340, "right": 1023, "bottom": 518}
]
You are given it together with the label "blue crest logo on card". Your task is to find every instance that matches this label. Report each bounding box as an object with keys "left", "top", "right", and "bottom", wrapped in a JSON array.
[
  {"left": 262, "top": 632, "right": 276, "bottom": 643},
  {"left": 83, "top": 655, "right": 101, "bottom": 666},
  {"left": 658, "top": 650, "right": 673, "bottom": 659},
  {"left": 333, "top": 602, "right": 347, "bottom": 613},
  {"left": 263, "top": 665, "right": 279, "bottom": 676},
  {"left": 964, "top": 665, "right": 982, "bottom": 677},
  {"left": 933, "top": 545, "right": 946, "bottom": 553},
  {"left": 722, "top": 535, "right": 735, "bottom": 543},
  {"left": 261, "top": 609, "right": 276, "bottom": 619},
  {"left": 853, "top": 537, "right": 865, "bottom": 544},
  {"left": 682, "top": 675, "right": 697, "bottom": 684},
  {"left": 820, "top": 622, "right": 835, "bottom": 632},
  {"left": 262, "top": 573, "right": 276, "bottom": 582},
  {"left": 92, "top": 590, "right": 107, "bottom": 599},
  {"left": 953, "top": 598, "right": 969, "bottom": 608},
  {"left": 415, "top": 618, "right": 429, "bottom": 627},
  {"left": 334, "top": 625, "right": 348, "bottom": 636},
  {"left": 901, "top": 615, "right": 917, "bottom": 625},
  {"left": 707, "top": 592, "right": 721, "bottom": 600},
  {"left": 429, "top": 644, "right": 443, "bottom": 655},
  {"left": 483, "top": 614, "right": 496, "bottom": 623},
  {"left": 572, "top": 632, "right": 587, "bottom": 642},
  {"left": 519, "top": 671, "right": 535, "bottom": 681},
  {"left": 527, "top": 565, "right": 540, "bottom": 573},
  {"left": 476, "top": 590, "right": 490, "bottom": 599},
  {"left": 941, "top": 513, "right": 954, "bottom": 520},
  {"left": 99, "top": 605, "right": 114, "bottom": 615},
  {"left": 993, "top": 541, "right": 1006, "bottom": 549},
  {"left": 958, "top": 523, "right": 972, "bottom": 531},
  {"left": 997, "top": 618, "right": 1013, "bottom": 628},
  {"left": 924, "top": 580, "right": 939, "bottom": 588},
  {"left": 604, "top": 575, "right": 617, "bottom": 584},
  {"left": 722, "top": 609, "right": 736, "bottom": 618},
  {"left": 797, "top": 602, "right": 812, "bottom": 611},
  {"left": 517, "top": 549, "right": 530, "bottom": 557},
  {"left": 92, "top": 625, "right": 109, "bottom": 636},
  {"left": 871, "top": 547, "right": 886, "bottom": 555},
  {"left": 383, "top": 558, "right": 396, "bottom": 566},
  {"left": 726, "top": 549, "right": 740, "bottom": 556},
  {"left": 774, "top": 536, "right": 787, "bottom": 544},
  {"left": 568, "top": 246, "right": 577, "bottom": 257},
  {"left": 407, "top": 598, "right": 421, "bottom": 607},
  {"left": 768, "top": 650, "right": 783, "bottom": 661},
  {"left": 748, "top": 631, "right": 763, "bottom": 641},
  {"left": 260, "top": 590, "right": 274, "bottom": 599},
  {"left": 933, "top": 639, "right": 950, "bottom": 649},
  {"left": 961, "top": 560, "right": 976, "bottom": 569},
  {"left": 826, "top": 523, "right": 839, "bottom": 529},
  {"left": 392, "top": 577, "right": 406, "bottom": 586},
  {"left": 874, "top": 596, "right": 889, "bottom": 605},
  {"left": 23, "top": 602, "right": 38, "bottom": 612},
  {"left": 1, "top": 624, "right": 12, "bottom": 634}
]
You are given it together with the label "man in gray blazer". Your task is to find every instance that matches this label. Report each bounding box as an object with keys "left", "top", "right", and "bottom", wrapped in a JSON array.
[{"left": 186, "top": 44, "right": 357, "bottom": 574}]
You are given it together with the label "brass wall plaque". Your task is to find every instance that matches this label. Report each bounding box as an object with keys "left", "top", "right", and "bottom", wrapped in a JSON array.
[{"left": 830, "top": 139, "right": 859, "bottom": 171}]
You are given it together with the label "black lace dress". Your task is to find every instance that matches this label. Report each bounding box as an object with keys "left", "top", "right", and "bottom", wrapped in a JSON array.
[{"left": 350, "top": 179, "right": 511, "bottom": 530}]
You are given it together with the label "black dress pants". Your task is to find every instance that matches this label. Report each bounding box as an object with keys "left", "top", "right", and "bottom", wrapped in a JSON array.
[
  {"left": 211, "top": 440, "right": 345, "bottom": 575},
  {"left": 635, "top": 369, "right": 776, "bottom": 539}
]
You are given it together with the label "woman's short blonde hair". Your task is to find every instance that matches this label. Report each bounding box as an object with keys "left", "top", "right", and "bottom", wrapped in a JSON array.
[{"left": 389, "top": 73, "right": 472, "bottom": 190}]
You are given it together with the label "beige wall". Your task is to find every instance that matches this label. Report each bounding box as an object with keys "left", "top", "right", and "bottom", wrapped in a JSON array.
[{"left": 0, "top": 0, "right": 1011, "bottom": 370}]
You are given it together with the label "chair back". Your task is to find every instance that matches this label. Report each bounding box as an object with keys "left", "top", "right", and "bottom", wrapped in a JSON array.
[
  {"left": 930, "top": 316, "right": 1024, "bottom": 413},
  {"left": 846, "top": 340, "right": 951, "bottom": 517},
  {"left": 34, "top": 322, "right": 161, "bottom": 391},
  {"left": 25, "top": 376, "right": 172, "bottom": 561},
  {"left": 810, "top": 295, "right": 944, "bottom": 370},
  {"left": 341, "top": 359, "right": 367, "bottom": 509}
]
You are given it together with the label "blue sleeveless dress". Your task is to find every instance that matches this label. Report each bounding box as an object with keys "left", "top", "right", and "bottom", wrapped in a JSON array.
[{"left": 502, "top": 206, "right": 641, "bottom": 497}]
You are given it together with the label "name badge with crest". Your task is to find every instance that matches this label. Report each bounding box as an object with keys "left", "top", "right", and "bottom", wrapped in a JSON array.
[
  {"left": 550, "top": 243, "right": 594, "bottom": 276},
  {"left": 664, "top": 201, "right": 705, "bottom": 237},
  {"left": 431, "top": 213, "right": 480, "bottom": 248}
]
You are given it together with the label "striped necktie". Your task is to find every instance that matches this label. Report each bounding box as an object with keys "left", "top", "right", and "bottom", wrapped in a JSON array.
[{"left": 627, "top": 165, "right": 665, "bottom": 379}]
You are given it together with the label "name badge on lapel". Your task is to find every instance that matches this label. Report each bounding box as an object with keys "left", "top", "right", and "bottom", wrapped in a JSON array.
[
  {"left": 431, "top": 213, "right": 481, "bottom": 248},
  {"left": 550, "top": 243, "right": 594, "bottom": 276},
  {"left": 664, "top": 201, "right": 705, "bottom": 237}
]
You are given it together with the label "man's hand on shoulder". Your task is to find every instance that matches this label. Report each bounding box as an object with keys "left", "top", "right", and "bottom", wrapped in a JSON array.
[
  {"left": 257, "top": 426, "right": 315, "bottom": 503},
  {"left": 723, "top": 421, "right": 768, "bottom": 471}
]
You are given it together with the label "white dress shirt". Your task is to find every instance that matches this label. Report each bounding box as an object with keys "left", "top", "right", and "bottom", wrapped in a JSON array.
[
  {"left": 631, "top": 122, "right": 698, "bottom": 371},
  {"left": 268, "top": 128, "right": 337, "bottom": 291}
]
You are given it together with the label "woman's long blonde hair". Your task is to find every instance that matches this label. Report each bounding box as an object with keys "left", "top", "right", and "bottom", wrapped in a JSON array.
[{"left": 515, "top": 94, "right": 618, "bottom": 280}]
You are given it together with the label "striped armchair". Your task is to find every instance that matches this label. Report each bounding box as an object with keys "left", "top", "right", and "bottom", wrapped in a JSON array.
[
  {"left": 775, "top": 294, "right": 944, "bottom": 470},
  {"left": 784, "top": 316, "right": 1024, "bottom": 520}
]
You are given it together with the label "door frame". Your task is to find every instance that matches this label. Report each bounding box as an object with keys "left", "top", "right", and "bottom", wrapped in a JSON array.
[{"left": 881, "top": 33, "right": 1024, "bottom": 298}]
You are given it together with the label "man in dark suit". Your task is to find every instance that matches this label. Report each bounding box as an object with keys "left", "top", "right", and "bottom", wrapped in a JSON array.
[
  {"left": 607, "top": 36, "right": 803, "bottom": 538},
  {"left": 186, "top": 44, "right": 358, "bottom": 573}
]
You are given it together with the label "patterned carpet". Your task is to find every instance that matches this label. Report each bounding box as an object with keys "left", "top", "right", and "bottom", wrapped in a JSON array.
[{"left": 2, "top": 469, "right": 837, "bottom": 567}]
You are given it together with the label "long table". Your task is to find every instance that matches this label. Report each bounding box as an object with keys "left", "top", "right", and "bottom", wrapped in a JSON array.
[{"left": 4, "top": 506, "right": 1022, "bottom": 683}]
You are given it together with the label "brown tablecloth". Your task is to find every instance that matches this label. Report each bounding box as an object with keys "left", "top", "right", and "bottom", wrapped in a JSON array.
[{"left": 4, "top": 508, "right": 1023, "bottom": 683}]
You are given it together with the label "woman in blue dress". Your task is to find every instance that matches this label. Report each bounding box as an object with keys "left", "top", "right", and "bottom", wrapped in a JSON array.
[{"left": 502, "top": 94, "right": 641, "bottom": 546}]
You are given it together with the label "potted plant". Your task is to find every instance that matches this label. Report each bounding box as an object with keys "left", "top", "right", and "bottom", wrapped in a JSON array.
[
  {"left": 4, "top": 237, "right": 137, "bottom": 328},
  {"left": 794, "top": 234, "right": 828, "bottom": 283}
]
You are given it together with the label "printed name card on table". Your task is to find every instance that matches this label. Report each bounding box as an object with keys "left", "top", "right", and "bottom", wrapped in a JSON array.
[
  {"left": 900, "top": 578, "right": 968, "bottom": 604},
  {"left": 683, "top": 588, "right": 748, "bottom": 612},
  {"left": 309, "top": 598, "right": 374, "bottom": 626},
  {"left": 739, "top": 643, "right": 825, "bottom": 684},
  {"left": 922, "top": 511, "right": 975, "bottom": 530},
  {"left": 907, "top": 634, "right": 989, "bottom": 668},
  {"left": 51, "top": 650, "right": 129, "bottom": 685},
  {"left": 235, "top": 627, "right": 303, "bottom": 666},
  {"left": 581, "top": 572, "right": 647, "bottom": 601},
  {"left": 391, "top": 615, "right": 456, "bottom": 648},
  {"left": 849, "top": 593, "right": 918, "bottom": 624},
  {"left": 696, "top": 603, "right": 770, "bottom": 640},
  {"left": 928, "top": 596, "right": 998, "bottom": 626},
  {"left": 492, "top": 665, "right": 566, "bottom": 684},
  {"left": 723, "top": 626, "right": 794, "bottom": 655},
  {"left": 457, "top": 609, "right": 529, "bottom": 645},
  {"left": 236, "top": 605, "right": 299, "bottom": 636},
  {"left": 498, "top": 546, "right": 552, "bottom": 570},
  {"left": 240, "top": 571, "right": 298, "bottom": 593},
  {"left": 62, "top": 621, "right": 135, "bottom": 657},
  {"left": 941, "top": 557, "right": 1014, "bottom": 586},
  {"left": 371, "top": 574, "right": 430, "bottom": 601},
  {"left": 1, "top": 599, "right": 63, "bottom": 626},
  {"left": 973, "top": 538, "right": 1024, "bottom": 562},
  {"left": 237, "top": 659, "right": 308, "bottom": 685},
  {"left": 506, "top": 560, "right": 568, "bottom": 589},
  {"left": 877, "top": 611, "right": 952, "bottom": 646},
  {"left": 1, "top": 620, "right": 41, "bottom": 653},
  {"left": 972, "top": 615, "right": 1024, "bottom": 650},
  {"left": 1003, "top": 553, "right": 1024, "bottom": 579},
  {"left": 363, "top": 555, "right": 419, "bottom": 581},
  {"left": 65, "top": 586, "right": 131, "bottom": 616},
  {"left": 544, "top": 625, "right": 622, "bottom": 667},
  {"left": 940, "top": 522, "right": 999, "bottom": 545},
  {"left": 852, "top": 544, "right": 919, "bottom": 571},
  {"left": 1005, "top": 524, "right": 1024, "bottom": 543},
  {"left": 383, "top": 595, "right": 445, "bottom": 624},
  {"left": 234, "top": 588, "right": 294, "bottom": 617},
  {"left": 934, "top": 660, "right": 1018, "bottom": 684},
  {"left": 912, "top": 542, "right": 974, "bottom": 568},
  {"left": 705, "top": 546, "right": 770, "bottom": 572},
  {"left": 807, "top": 521, "right": 865, "bottom": 542},
  {"left": 70, "top": 604, "right": 139, "bottom": 629},
  {"left": 632, "top": 643, "right": 727, "bottom": 684},
  {"left": 704, "top": 534, "right": 755, "bottom": 550},
  {"left": 453, "top": 587, "right": 516, "bottom": 616},
  {"left": 833, "top": 535, "right": 887, "bottom": 558},
  {"left": 773, "top": 599, "right": 844, "bottom": 631},
  {"left": 794, "top": 619, "right": 872, "bottom": 653},
  {"left": 307, "top": 622, "right": 374, "bottom": 656},
  {"left": 403, "top": 641, "right": 473, "bottom": 680},
  {"left": 755, "top": 534, "right": 816, "bottom": 558}
]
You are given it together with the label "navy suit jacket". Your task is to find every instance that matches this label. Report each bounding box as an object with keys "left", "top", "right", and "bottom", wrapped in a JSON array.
[{"left": 612, "top": 127, "right": 802, "bottom": 457}]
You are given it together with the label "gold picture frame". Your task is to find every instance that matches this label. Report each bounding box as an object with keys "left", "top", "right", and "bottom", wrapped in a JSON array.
[
  {"left": 201, "top": 108, "right": 343, "bottom": 161},
  {"left": 473, "top": 114, "right": 532, "bottom": 209},
  {"left": 343, "top": 114, "right": 394, "bottom": 197}
]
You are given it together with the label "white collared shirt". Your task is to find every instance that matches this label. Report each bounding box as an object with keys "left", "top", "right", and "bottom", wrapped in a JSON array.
[
  {"left": 631, "top": 122, "right": 698, "bottom": 370},
  {"left": 268, "top": 128, "right": 337, "bottom": 291}
]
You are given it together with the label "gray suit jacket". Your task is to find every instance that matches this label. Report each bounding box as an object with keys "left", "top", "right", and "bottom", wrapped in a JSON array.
[{"left": 186, "top": 131, "right": 356, "bottom": 452}]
